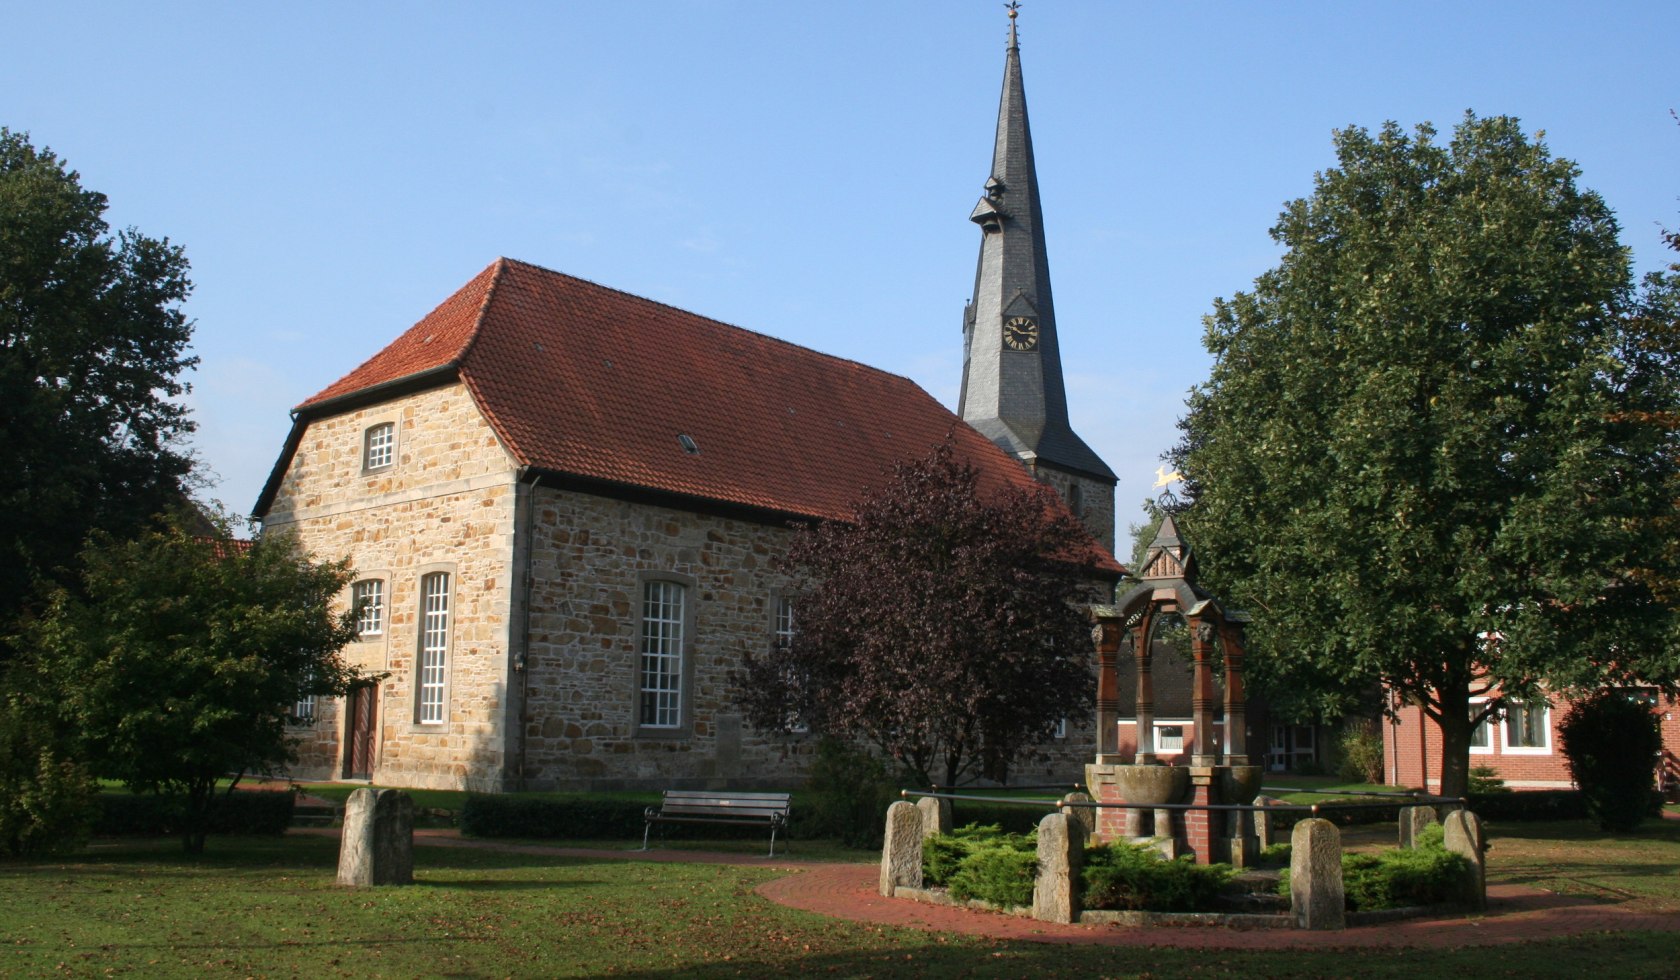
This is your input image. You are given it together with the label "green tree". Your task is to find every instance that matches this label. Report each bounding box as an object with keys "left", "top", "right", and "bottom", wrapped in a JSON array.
[
  {"left": 734, "top": 441, "right": 1101, "bottom": 787},
  {"left": 1172, "top": 114, "right": 1680, "bottom": 799},
  {"left": 0, "top": 129, "right": 196, "bottom": 637},
  {"left": 19, "top": 513, "right": 363, "bottom": 853}
]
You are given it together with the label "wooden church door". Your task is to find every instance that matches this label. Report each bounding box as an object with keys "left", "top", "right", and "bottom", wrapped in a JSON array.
[{"left": 344, "top": 685, "right": 377, "bottom": 779}]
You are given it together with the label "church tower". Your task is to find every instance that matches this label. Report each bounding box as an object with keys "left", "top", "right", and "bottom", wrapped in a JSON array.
[{"left": 958, "top": 7, "right": 1117, "bottom": 552}]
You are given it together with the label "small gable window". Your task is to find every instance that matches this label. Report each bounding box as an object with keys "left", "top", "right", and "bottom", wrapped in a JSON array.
[{"left": 364, "top": 422, "right": 395, "bottom": 471}]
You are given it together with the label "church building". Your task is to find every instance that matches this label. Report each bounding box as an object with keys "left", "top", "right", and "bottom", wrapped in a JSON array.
[{"left": 253, "top": 15, "right": 1120, "bottom": 791}]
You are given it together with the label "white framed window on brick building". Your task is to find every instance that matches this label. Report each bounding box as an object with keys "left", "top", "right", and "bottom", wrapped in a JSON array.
[
  {"left": 639, "top": 580, "right": 687, "bottom": 730},
  {"left": 416, "top": 571, "right": 452, "bottom": 725},
  {"left": 352, "top": 578, "right": 384, "bottom": 637},
  {"left": 1468, "top": 698, "right": 1494, "bottom": 755},
  {"left": 1501, "top": 698, "right": 1551, "bottom": 753},
  {"left": 363, "top": 421, "right": 395, "bottom": 471}
]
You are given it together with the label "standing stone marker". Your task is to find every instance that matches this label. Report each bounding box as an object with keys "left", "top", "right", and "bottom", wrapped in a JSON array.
[
  {"left": 1252, "top": 795, "right": 1286, "bottom": 850},
  {"left": 1442, "top": 809, "right": 1487, "bottom": 910},
  {"left": 878, "top": 801, "right": 923, "bottom": 897},
  {"left": 1399, "top": 804, "right": 1439, "bottom": 849},
  {"left": 1290, "top": 817, "right": 1345, "bottom": 930},
  {"left": 915, "top": 795, "right": 952, "bottom": 839},
  {"left": 1032, "top": 811, "right": 1086, "bottom": 924},
  {"left": 337, "top": 788, "right": 414, "bottom": 887}
]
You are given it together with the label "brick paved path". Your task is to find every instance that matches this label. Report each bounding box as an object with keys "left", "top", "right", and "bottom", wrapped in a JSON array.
[{"left": 308, "top": 829, "right": 1679, "bottom": 950}]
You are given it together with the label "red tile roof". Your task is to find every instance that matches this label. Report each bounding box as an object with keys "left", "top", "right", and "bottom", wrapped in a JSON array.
[{"left": 275, "top": 258, "right": 1119, "bottom": 574}]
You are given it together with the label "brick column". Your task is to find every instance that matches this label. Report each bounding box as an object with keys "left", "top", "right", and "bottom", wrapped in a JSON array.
[{"left": 1182, "top": 767, "right": 1218, "bottom": 864}]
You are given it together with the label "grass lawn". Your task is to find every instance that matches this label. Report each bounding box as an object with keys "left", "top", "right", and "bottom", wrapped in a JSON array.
[{"left": 4, "top": 818, "right": 1680, "bottom": 978}]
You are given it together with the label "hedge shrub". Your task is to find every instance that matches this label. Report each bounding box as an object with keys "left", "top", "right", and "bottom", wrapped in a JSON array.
[
  {"left": 93, "top": 790, "right": 294, "bottom": 837},
  {"left": 1082, "top": 841, "right": 1233, "bottom": 912},
  {"left": 460, "top": 795, "right": 653, "bottom": 840},
  {"left": 1559, "top": 690, "right": 1664, "bottom": 832}
]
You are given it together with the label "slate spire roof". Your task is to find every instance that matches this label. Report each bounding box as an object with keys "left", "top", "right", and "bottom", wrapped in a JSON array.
[
  {"left": 252, "top": 257, "right": 1121, "bottom": 574},
  {"left": 957, "top": 10, "right": 1115, "bottom": 484}
]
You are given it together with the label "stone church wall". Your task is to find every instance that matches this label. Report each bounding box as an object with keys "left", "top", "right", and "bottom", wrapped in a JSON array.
[
  {"left": 1031, "top": 464, "right": 1117, "bottom": 557},
  {"left": 517, "top": 486, "right": 818, "bottom": 790},
  {"left": 262, "top": 382, "right": 520, "bottom": 791}
]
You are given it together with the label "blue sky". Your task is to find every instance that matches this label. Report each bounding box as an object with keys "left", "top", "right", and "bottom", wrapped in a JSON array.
[{"left": 8, "top": 1, "right": 1677, "bottom": 544}]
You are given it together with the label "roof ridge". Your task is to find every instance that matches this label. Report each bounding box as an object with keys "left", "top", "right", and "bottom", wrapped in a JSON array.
[
  {"left": 496, "top": 256, "right": 925, "bottom": 387},
  {"left": 451, "top": 256, "right": 511, "bottom": 371}
]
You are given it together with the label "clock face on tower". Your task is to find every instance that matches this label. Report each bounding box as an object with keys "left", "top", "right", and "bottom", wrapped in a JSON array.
[{"left": 1003, "top": 315, "right": 1039, "bottom": 351}]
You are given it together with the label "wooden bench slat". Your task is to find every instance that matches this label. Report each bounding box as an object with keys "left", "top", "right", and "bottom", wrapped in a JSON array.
[{"left": 641, "top": 790, "right": 793, "bottom": 857}]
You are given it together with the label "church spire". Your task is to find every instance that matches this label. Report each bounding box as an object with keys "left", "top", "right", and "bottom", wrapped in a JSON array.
[{"left": 957, "top": 5, "right": 1115, "bottom": 488}]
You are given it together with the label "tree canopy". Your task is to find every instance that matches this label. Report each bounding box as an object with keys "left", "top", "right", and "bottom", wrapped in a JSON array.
[
  {"left": 17, "top": 513, "right": 364, "bottom": 852},
  {"left": 0, "top": 128, "right": 197, "bottom": 633},
  {"left": 1172, "top": 113, "right": 1680, "bottom": 797},
  {"left": 734, "top": 441, "right": 1101, "bottom": 787}
]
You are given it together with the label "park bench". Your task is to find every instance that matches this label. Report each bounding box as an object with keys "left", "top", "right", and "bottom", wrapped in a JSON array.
[{"left": 641, "top": 790, "right": 792, "bottom": 857}]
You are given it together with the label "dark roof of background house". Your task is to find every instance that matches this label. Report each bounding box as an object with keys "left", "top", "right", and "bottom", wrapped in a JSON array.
[{"left": 258, "top": 258, "right": 1122, "bottom": 575}]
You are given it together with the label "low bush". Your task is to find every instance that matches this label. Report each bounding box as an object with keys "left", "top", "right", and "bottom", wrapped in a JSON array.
[
  {"left": 1082, "top": 841, "right": 1233, "bottom": 912},
  {"left": 94, "top": 790, "right": 293, "bottom": 837},
  {"left": 1337, "top": 722, "right": 1386, "bottom": 784},
  {"left": 1342, "top": 839, "right": 1473, "bottom": 910},
  {"left": 921, "top": 824, "right": 1038, "bottom": 907},
  {"left": 947, "top": 843, "right": 1038, "bottom": 908},
  {"left": 1277, "top": 826, "right": 1473, "bottom": 911},
  {"left": 801, "top": 739, "right": 898, "bottom": 848},
  {"left": 0, "top": 711, "right": 96, "bottom": 857}
]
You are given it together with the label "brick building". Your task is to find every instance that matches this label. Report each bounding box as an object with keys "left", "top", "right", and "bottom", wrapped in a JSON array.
[
  {"left": 1384, "top": 689, "right": 1680, "bottom": 794},
  {"left": 253, "top": 20, "right": 1122, "bottom": 791}
]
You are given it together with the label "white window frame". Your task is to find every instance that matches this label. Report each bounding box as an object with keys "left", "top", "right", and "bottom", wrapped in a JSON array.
[
  {"left": 639, "top": 580, "right": 686, "bottom": 730},
  {"left": 416, "top": 571, "right": 452, "bottom": 725},
  {"left": 1156, "top": 723, "right": 1186, "bottom": 754},
  {"left": 1468, "top": 697, "right": 1494, "bottom": 755},
  {"left": 1500, "top": 698, "right": 1552, "bottom": 754},
  {"left": 363, "top": 421, "right": 396, "bottom": 472},
  {"left": 292, "top": 693, "right": 317, "bottom": 726},
  {"left": 1053, "top": 717, "right": 1068, "bottom": 740},
  {"left": 352, "top": 578, "right": 385, "bottom": 637}
]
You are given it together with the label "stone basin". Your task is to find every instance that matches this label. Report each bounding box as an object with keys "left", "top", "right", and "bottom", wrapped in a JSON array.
[
  {"left": 1217, "top": 765, "right": 1265, "bottom": 806},
  {"left": 1086, "top": 762, "right": 1190, "bottom": 806}
]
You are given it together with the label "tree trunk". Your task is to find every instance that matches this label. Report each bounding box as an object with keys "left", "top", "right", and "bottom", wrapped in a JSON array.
[{"left": 1432, "top": 686, "right": 1475, "bottom": 801}]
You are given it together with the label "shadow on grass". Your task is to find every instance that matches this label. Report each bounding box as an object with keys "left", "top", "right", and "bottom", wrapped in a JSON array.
[{"left": 572, "top": 930, "right": 1680, "bottom": 980}]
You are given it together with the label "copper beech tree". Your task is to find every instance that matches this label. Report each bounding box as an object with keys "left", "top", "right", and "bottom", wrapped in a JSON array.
[{"left": 735, "top": 441, "right": 1098, "bottom": 787}]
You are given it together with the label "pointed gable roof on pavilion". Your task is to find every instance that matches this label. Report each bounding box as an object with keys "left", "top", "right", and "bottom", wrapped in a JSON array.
[{"left": 254, "top": 257, "right": 1121, "bottom": 575}]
